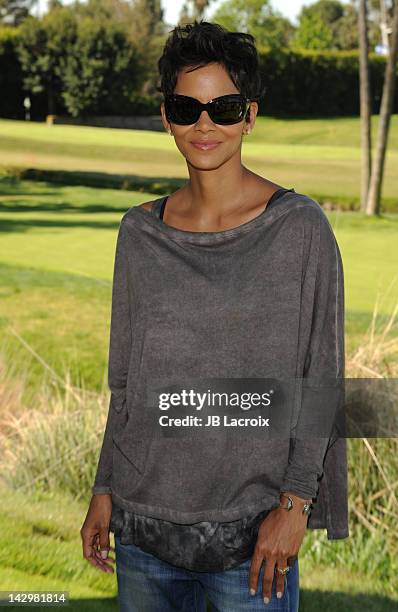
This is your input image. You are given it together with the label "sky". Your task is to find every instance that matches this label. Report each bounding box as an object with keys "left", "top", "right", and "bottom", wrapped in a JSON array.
[{"left": 36, "top": 0, "right": 349, "bottom": 25}]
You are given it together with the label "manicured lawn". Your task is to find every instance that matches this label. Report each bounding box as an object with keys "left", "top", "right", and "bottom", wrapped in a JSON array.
[{"left": 1, "top": 116, "right": 397, "bottom": 210}]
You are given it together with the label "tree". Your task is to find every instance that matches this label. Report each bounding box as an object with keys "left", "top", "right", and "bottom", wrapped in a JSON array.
[
  {"left": 292, "top": 0, "right": 362, "bottom": 50},
  {"left": 335, "top": 2, "right": 361, "bottom": 49},
  {"left": 91, "top": 0, "right": 168, "bottom": 98},
  {"left": 210, "top": 0, "right": 295, "bottom": 50},
  {"left": 379, "top": 0, "right": 392, "bottom": 51},
  {"left": 95, "top": 0, "right": 166, "bottom": 98},
  {"left": 358, "top": 0, "right": 372, "bottom": 211},
  {"left": 127, "top": 0, "right": 164, "bottom": 41},
  {"left": 16, "top": 5, "right": 76, "bottom": 114},
  {"left": 367, "top": 0, "right": 395, "bottom": 51},
  {"left": 0, "top": 0, "right": 36, "bottom": 25},
  {"left": 59, "top": 8, "right": 140, "bottom": 116},
  {"left": 365, "top": 0, "right": 398, "bottom": 215},
  {"left": 292, "top": 11, "right": 335, "bottom": 49},
  {"left": 16, "top": 0, "right": 143, "bottom": 117},
  {"left": 179, "top": 0, "right": 213, "bottom": 23}
]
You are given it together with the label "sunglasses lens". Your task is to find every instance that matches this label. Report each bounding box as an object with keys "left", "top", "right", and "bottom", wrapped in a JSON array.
[
  {"left": 210, "top": 97, "right": 246, "bottom": 124},
  {"left": 166, "top": 97, "right": 199, "bottom": 125},
  {"left": 165, "top": 95, "right": 248, "bottom": 125}
]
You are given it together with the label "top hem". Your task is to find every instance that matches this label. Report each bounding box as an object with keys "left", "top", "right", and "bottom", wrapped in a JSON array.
[
  {"left": 111, "top": 490, "right": 281, "bottom": 523},
  {"left": 110, "top": 491, "right": 349, "bottom": 539}
]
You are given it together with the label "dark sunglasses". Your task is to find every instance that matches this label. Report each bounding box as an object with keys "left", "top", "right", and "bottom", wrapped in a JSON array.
[{"left": 164, "top": 93, "right": 252, "bottom": 126}]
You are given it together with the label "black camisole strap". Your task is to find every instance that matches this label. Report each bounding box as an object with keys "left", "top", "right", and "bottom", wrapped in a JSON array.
[
  {"left": 151, "top": 197, "right": 166, "bottom": 219},
  {"left": 262, "top": 187, "right": 295, "bottom": 212},
  {"left": 159, "top": 196, "right": 168, "bottom": 220},
  {"left": 152, "top": 188, "right": 295, "bottom": 221}
]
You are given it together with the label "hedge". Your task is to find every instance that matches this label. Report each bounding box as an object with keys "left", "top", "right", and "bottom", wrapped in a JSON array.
[{"left": 1, "top": 26, "right": 397, "bottom": 119}]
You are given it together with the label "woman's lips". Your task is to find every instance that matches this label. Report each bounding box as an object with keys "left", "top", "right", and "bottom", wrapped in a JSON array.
[{"left": 191, "top": 142, "right": 221, "bottom": 150}]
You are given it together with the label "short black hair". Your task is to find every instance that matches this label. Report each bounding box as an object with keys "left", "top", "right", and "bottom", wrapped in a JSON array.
[{"left": 157, "top": 20, "right": 264, "bottom": 103}]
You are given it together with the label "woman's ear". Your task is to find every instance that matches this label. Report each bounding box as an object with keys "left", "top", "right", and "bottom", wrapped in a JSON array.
[
  {"left": 246, "top": 101, "right": 258, "bottom": 124},
  {"left": 244, "top": 101, "right": 258, "bottom": 135},
  {"left": 160, "top": 102, "right": 171, "bottom": 134}
]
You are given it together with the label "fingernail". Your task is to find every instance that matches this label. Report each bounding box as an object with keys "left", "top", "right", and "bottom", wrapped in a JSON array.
[
  {"left": 101, "top": 549, "right": 108, "bottom": 559},
  {"left": 250, "top": 588, "right": 255, "bottom": 596},
  {"left": 263, "top": 596, "right": 270, "bottom": 604},
  {"left": 277, "top": 591, "right": 282, "bottom": 598}
]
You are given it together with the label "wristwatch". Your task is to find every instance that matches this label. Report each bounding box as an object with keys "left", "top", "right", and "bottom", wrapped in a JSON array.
[{"left": 280, "top": 492, "right": 313, "bottom": 516}]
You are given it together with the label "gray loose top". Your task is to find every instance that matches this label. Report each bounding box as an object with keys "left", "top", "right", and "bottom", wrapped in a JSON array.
[
  {"left": 92, "top": 187, "right": 349, "bottom": 553},
  {"left": 108, "top": 188, "right": 298, "bottom": 572}
]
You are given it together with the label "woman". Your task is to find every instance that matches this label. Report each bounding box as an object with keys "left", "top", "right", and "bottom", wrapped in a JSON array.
[{"left": 81, "top": 20, "right": 349, "bottom": 612}]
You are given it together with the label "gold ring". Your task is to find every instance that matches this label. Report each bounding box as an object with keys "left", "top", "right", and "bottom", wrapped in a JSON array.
[{"left": 276, "top": 566, "right": 290, "bottom": 576}]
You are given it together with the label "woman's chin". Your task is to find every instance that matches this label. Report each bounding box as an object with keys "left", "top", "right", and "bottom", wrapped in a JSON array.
[{"left": 187, "top": 158, "right": 225, "bottom": 171}]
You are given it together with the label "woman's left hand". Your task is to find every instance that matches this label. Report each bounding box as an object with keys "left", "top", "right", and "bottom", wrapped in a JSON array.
[{"left": 248, "top": 492, "right": 309, "bottom": 604}]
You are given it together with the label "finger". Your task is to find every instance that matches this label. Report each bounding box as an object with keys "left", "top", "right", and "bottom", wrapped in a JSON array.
[
  {"left": 95, "top": 556, "right": 115, "bottom": 573},
  {"left": 93, "top": 540, "right": 115, "bottom": 571},
  {"left": 82, "top": 530, "right": 114, "bottom": 573},
  {"left": 248, "top": 548, "right": 263, "bottom": 596},
  {"left": 93, "top": 532, "right": 114, "bottom": 556},
  {"left": 91, "top": 544, "right": 115, "bottom": 573},
  {"left": 262, "top": 557, "right": 275, "bottom": 604},
  {"left": 84, "top": 541, "right": 114, "bottom": 573},
  {"left": 93, "top": 542, "right": 116, "bottom": 563},
  {"left": 93, "top": 533, "right": 101, "bottom": 558},
  {"left": 88, "top": 552, "right": 114, "bottom": 572},
  {"left": 275, "top": 558, "right": 287, "bottom": 598},
  {"left": 93, "top": 537, "right": 115, "bottom": 555},
  {"left": 94, "top": 548, "right": 116, "bottom": 563},
  {"left": 93, "top": 534, "right": 115, "bottom": 555},
  {"left": 82, "top": 529, "right": 98, "bottom": 561},
  {"left": 99, "top": 527, "right": 111, "bottom": 559}
]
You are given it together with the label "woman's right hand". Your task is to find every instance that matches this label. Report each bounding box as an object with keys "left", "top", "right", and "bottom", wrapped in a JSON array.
[{"left": 81, "top": 493, "right": 115, "bottom": 573}]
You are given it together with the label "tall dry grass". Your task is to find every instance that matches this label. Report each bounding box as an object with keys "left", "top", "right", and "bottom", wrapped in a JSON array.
[
  {"left": 303, "top": 296, "right": 398, "bottom": 590},
  {"left": 0, "top": 330, "right": 109, "bottom": 501}
]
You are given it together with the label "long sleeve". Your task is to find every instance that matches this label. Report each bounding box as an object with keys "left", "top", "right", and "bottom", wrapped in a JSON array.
[
  {"left": 280, "top": 208, "right": 345, "bottom": 500},
  {"left": 92, "top": 219, "right": 132, "bottom": 495}
]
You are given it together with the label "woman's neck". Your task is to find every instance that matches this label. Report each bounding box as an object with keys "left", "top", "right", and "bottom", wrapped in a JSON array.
[{"left": 161, "top": 164, "right": 282, "bottom": 232}]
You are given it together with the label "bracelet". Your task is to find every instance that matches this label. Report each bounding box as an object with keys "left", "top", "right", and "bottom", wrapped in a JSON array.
[{"left": 279, "top": 493, "right": 313, "bottom": 516}]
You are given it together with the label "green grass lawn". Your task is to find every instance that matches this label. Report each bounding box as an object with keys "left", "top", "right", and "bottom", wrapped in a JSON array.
[
  {"left": 1, "top": 115, "right": 397, "bottom": 210},
  {"left": 0, "top": 484, "right": 118, "bottom": 610}
]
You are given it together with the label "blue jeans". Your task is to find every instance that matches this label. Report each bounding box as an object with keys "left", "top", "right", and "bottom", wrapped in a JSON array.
[{"left": 115, "top": 535, "right": 300, "bottom": 611}]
